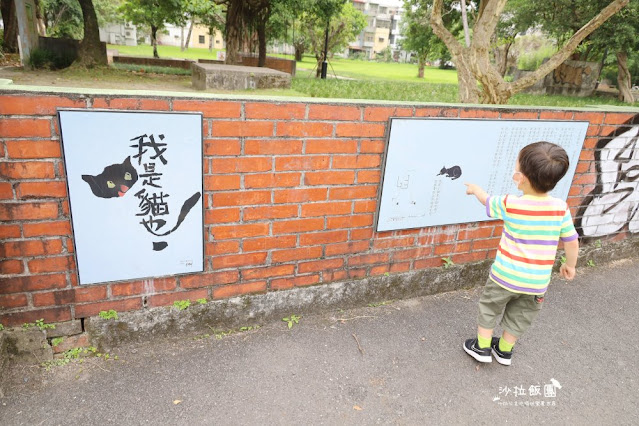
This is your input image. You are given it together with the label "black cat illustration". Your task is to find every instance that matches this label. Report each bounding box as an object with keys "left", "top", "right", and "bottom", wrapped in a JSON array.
[
  {"left": 437, "top": 165, "right": 462, "bottom": 180},
  {"left": 82, "top": 156, "right": 138, "bottom": 198},
  {"left": 82, "top": 156, "right": 201, "bottom": 251}
]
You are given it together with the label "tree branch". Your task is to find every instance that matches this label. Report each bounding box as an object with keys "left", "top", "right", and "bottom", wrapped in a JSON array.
[
  {"left": 429, "top": 0, "right": 463, "bottom": 54},
  {"left": 512, "top": 0, "right": 630, "bottom": 92},
  {"left": 472, "top": 0, "right": 508, "bottom": 44}
]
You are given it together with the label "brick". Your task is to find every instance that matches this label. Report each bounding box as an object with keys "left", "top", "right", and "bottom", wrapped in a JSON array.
[
  {"left": 364, "top": 107, "right": 413, "bottom": 122},
  {"left": 322, "top": 270, "right": 348, "bottom": 282},
  {"left": 180, "top": 271, "right": 238, "bottom": 288},
  {"left": 603, "top": 113, "right": 635, "bottom": 125},
  {"left": 329, "top": 185, "right": 378, "bottom": 200},
  {"left": 354, "top": 200, "right": 377, "bottom": 213},
  {"left": 92, "top": 98, "right": 170, "bottom": 110},
  {"left": 212, "top": 191, "right": 271, "bottom": 207},
  {"left": 414, "top": 257, "right": 445, "bottom": 269},
  {"left": 360, "top": 140, "right": 385, "bottom": 153},
  {"left": 206, "top": 241, "right": 240, "bottom": 256},
  {"left": 211, "top": 252, "right": 267, "bottom": 268},
  {"left": 173, "top": 100, "right": 241, "bottom": 118},
  {"left": 271, "top": 274, "right": 319, "bottom": 290},
  {"left": 0, "top": 224, "right": 21, "bottom": 238},
  {"left": 75, "top": 298, "right": 142, "bottom": 318},
  {"left": 326, "top": 214, "right": 373, "bottom": 229},
  {"left": 370, "top": 265, "right": 390, "bottom": 276},
  {"left": 0, "top": 95, "right": 86, "bottom": 114},
  {"left": 33, "top": 286, "right": 107, "bottom": 306},
  {"left": 390, "top": 262, "right": 410, "bottom": 273},
  {"left": 335, "top": 123, "right": 385, "bottom": 138},
  {"left": 572, "top": 112, "right": 604, "bottom": 124},
  {"left": 2, "top": 239, "right": 63, "bottom": 257},
  {"left": 243, "top": 265, "right": 294, "bottom": 280},
  {"left": 211, "top": 157, "right": 272, "bottom": 173},
  {"left": 572, "top": 173, "right": 596, "bottom": 186},
  {"left": 0, "top": 203, "right": 58, "bottom": 220},
  {"left": 308, "top": 105, "right": 361, "bottom": 121},
  {"left": 275, "top": 155, "right": 330, "bottom": 171},
  {"left": 245, "top": 173, "right": 301, "bottom": 189},
  {"left": 52, "top": 333, "right": 90, "bottom": 354},
  {"left": 414, "top": 107, "right": 444, "bottom": 117},
  {"left": 351, "top": 228, "right": 374, "bottom": 240},
  {"left": 276, "top": 122, "right": 333, "bottom": 137},
  {"left": 453, "top": 251, "right": 489, "bottom": 264},
  {"left": 28, "top": 256, "right": 74, "bottom": 273},
  {"left": 243, "top": 235, "right": 297, "bottom": 252},
  {"left": 333, "top": 155, "right": 381, "bottom": 169},
  {"left": 457, "top": 227, "right": 494, "bottom": 240},
  {"left": 245, "top": 139, "right": 303, "bottom": 155},
  {"left": 274, "top": 188, "right": 327, "bottom": 204},
  {"left": 16, "top": 181, "right": 67, "bottom": 199},
  {"left": 299, "top": 230, "right": 348, "bottom": 246},
  {"left": 245, "top": 102, "right": 306, "bottom": 119},
  {"left": 23, "top": 221, "right": 72, "bottom": 237},
  {"left": 325, "top": 241, "right": 370, "bottom": 256},
  {"left": 211, "top": 223, "right": 269, "bottom": 240},
  {"left": 212, "top": 121, "right": 274, "bottom": 137},
  {"left": 148, "top": 289, "right": 209, "bottom": 308},
  {"left": 306, "top": 139, "right": 358, "bottom": 154},
  {"left": 205, "top": 208, "right": 241, "bottom": 224},
  {"left": 499, "top": 111, "right": 539, "bottom": 120},
  {"left": 301, "top": 202, "right": 351, "bottom": 217},
  {"left": 244, "top": 205, "right": 298, "bottom": 221},
  {"left": 299, "top": 258, "right": 344, "bottom": 274},
  {"left": 0, "top": 118, "right": 51, "bottom": 138},
  {"left": 357, "top": 170, "right": 381, "bottom": 183},
  {"left": 305, "top": 171, "right": 355, "bottom": 185},
  {"left": 204, "top": 139, "right": 241, "bottom": 156},
  {"left": 471, "top": 238, "right": 501, "bottom": 250},
  {"left": 213, "top": 281, "right": 267, "bottom": 300},
  {"left": 5, "top": 141, "right": 61, "bottom": 159},
  {"left": 272, "top": 218, "right": 324, "bottom": 234},
  {"left": 0, "top": 293, "right": 28, "bottom": 309},
  {"left": 272, "top": 247, "right": 322, "bottom": 263},
  {"left": 0, "top": 182, "right": 13, "bottom": 199},
  {"left": 204, "top": 175, "right": 241, "bottom": 191},
  {"left": 0, "top": 161, "right": 56, "bottom": 179},
  {"left": 111, "top": 277, "right": 177, "bottom": 296},
  {"left": 391, "top": 247, "right": 433, "bottom": 261},
  {"left": 0, "top": 307, "right": 71, "bottom": 327},
  {"left": 459, "top": 109, "right": 500, "bottom": 118},
  {"left": 539, "top": 110, "right": 573, "bottom": 120},
  {"left": 372, "top": 236, "right": 415, "bottom": 249},
  {"left": 0, "top": 274, "right": 67, "bottom": 294},
  {"left": 0, "top": 260, "right": 24, "bottom": 274},
  {"left": 348, "top": 253, "right": 389, "bottom": 266}
]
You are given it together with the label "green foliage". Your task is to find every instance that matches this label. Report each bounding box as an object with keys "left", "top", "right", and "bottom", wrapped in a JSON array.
[
  {"left": 51, "top": 337, "right": 64, "bottom": 347},
  {"left": 28, "top": 48, "right": 75, "bottom": 70},
  {"left": 197, "top": 298, "right": 207, "bottom": 305},
  {"left": 173, "top": 300, "right": 191, "bottom": 311},
  {"left": 560, "top": 256, "right": 567, "bottom": 265},
  {"left": 375, "top": 46, "right": 394, "bottom": 63},
  {"left": 368, "top": 300, "right": 394, "bottom": 308},
  {"left": 587, "top": 260, "right": 596, "bottom": 267},
  {"left": 0, "top": 324, "right": 4, "bottom": 331},
  {"left": 441, "top": 257, "right": 454, "bottom": 269},
  {"left": 41, "top": 0, "right": 84, "bottom": 39},
  {"left": 517, "top": 44, "right": 557, "bottom": 71},
  {"left": 283, "top": 314, "right": 301, "bottom": 329},
  {"left": 595, "top": 240, "right": 602, "bottom": 249},
  {"left": 111, "top": 63, "right": 192, "bottom": 75},
  {"left": 41, "top": 346, "right": 118, "bottom": 371},
  {"left": 98, "top": 310, "right": 119, "bottom": 320},
  {"left": 23, "top": 319, "right": 56, "bottom": 331}
]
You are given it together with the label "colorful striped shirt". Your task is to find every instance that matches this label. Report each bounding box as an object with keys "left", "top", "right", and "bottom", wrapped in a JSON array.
[{"left": 486, "top": 194, "right": 578, "bottom": 295}]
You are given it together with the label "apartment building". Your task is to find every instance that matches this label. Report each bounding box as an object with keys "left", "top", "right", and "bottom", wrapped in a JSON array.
[{"left": 350, "top": 0, "right": 404, "bottom": 59}]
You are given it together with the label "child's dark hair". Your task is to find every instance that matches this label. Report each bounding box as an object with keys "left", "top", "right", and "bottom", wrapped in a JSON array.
[{"left": 518, "top": 142, "right": 569, "bottom": 193}]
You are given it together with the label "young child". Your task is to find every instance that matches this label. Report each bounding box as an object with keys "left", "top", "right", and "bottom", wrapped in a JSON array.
[{"left": 463, "top": 141, "right": 579, "bottom": 366}]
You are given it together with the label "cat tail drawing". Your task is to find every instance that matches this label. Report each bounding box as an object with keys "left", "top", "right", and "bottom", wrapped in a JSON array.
[{"left": 142, "top": 192, "right": 202, "bottom": 237}]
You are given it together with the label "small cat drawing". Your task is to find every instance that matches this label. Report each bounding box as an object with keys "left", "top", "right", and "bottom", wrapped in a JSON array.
[
  {"left": 82, "top": 156, "right": 138, "bottom": 198},
  {"left": 437, "top": 165, "right": 462, "bottom": 180}
]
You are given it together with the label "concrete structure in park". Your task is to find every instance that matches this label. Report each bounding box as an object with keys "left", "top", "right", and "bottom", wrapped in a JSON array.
[
  {"left": 191, "top": 63, "right": 291, "bottom": 90},
  {"left": 350, "top": 0, "right": 405, "bottom": 60}
]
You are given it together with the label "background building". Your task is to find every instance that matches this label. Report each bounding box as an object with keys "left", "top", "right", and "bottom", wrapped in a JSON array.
[{"left": 349, "top": 0, "right": 405, "bottom": 60}]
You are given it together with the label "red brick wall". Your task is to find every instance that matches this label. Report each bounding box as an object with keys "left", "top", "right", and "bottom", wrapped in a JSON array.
[{"left": 0, "top": 92, "right": 637, "bottom": 326}]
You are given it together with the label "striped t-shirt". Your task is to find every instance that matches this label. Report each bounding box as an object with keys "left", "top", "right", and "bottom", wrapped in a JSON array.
[{"left": 486, "top": 194, "right": 578, "bottom": 295}]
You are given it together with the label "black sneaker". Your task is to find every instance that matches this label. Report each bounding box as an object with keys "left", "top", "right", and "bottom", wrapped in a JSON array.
[
  {"left": 463, "top": 338, "right": 492, "bottom": 363},
  {"left": 491, "top": 337, "right": 513, "bottom": 366}
]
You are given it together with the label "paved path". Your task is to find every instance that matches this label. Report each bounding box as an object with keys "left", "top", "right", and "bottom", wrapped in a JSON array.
[{"left": 1, "top": 259, "right": 638, "bottom": 425}]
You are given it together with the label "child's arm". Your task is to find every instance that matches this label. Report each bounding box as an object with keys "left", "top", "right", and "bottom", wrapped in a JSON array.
[
  {"left": 559, "top": 239, "right": 579, "bottom": 280},
  {"left": 464, "top": 183, "right": 488, "bottom": 206}
]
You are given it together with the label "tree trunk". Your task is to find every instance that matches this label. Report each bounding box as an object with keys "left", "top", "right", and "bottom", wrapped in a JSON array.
[
  {"left": 151, "top": 25, "right": 159, "bottom": 58},
  {"left": 184, "top": 20, "right": 194, "bottom": 50},
  {"left": 33, "top": 0, "right": 46, "bottom": 36},
  {"left": 417, "top": 55, "right": 425, "bottom": 78},
  {"left": 1, "top": 0, "right": 18, "bottom": 53},
  {"left": 616, "top": 51, "right": 634, "bottom": 103},
  {"left": 456, "top": 56, "right": 481, "bottom": 103},
  {"left": 460, "top": 0, "right": 470, "bottom": 47},
  {"left": 315, "top": 53, "right": 323, "bottom": 78},
  {"left": 209, "top": 27, "right": 214, "bottom": 52},
  {"left": 77, "top": 0, "right": 107, "bottom": 67},
  {"left": 225, "top": 0, "right": 244, "bottom": 65},
  {"left": 257, "top": 19, "right": 266, "bottom": 67},
  {"left": 294, "top": 44, "right": 304, "bottom": 61}
]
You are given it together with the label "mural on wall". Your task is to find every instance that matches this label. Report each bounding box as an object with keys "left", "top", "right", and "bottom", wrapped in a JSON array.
[
  {"left": 576, "top": 115, "right": 639, "bottom": 239},
  {"left": 59, "top": 110, "right": 204, "bottom": 285}
]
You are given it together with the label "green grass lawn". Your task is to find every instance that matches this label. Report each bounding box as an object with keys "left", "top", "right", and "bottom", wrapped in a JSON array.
[{"left": 107, "top": 44, "right": 639, "bottom": 108}]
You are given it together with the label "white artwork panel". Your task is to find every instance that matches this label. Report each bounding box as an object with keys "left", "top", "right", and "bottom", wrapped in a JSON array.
[
  {"left": 59, "top": 110, "right": 204, "bottom": 285},
  {"left": 376, "top": 118, "right": 589, "bottom": 232}
]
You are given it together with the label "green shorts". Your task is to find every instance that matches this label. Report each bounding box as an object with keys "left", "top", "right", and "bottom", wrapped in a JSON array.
[{"left": 477, "top": 279, "right": 544, "bottom": 338}]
